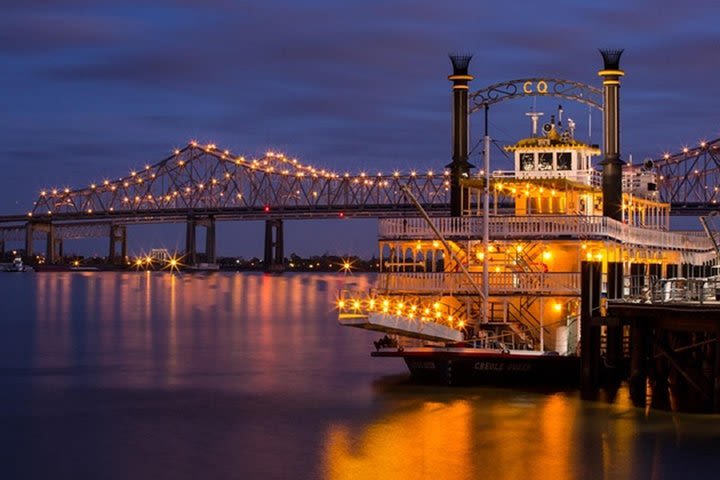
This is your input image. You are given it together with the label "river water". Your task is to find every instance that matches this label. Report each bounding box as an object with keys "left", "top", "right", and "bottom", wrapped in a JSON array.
[{"left": 1, "top": 272, "right": 720, "bottom": 479}]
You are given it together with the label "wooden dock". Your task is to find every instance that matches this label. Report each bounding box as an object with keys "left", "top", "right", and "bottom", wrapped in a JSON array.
[{"left": 582, "top": 265, "right": 720, "bottom": 413}]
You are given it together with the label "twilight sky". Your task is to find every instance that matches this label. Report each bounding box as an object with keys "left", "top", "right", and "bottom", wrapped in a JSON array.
[{"left": 2, "top": 0, "right": 720, "bottom": 257}]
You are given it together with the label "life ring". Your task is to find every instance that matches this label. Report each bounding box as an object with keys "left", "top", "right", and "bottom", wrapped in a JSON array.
[{"left": 529, "top": 262, "right": 549, "bottom": 273}]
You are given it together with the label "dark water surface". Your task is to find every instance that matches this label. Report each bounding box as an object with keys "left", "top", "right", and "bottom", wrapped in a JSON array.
[{"left": 2, "top": 272, "right": 720, "bottom": 479}]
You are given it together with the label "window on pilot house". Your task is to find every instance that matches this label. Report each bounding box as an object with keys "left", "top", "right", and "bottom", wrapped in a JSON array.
[
  {"left": 520, "top": 153, "right": 535, "bottom": 171},
  {"left": 538, "top": 152, "right": 553, "bottom": 171},
  {"left": 557, "top": 153, "right": 572, "bottom": 170}
]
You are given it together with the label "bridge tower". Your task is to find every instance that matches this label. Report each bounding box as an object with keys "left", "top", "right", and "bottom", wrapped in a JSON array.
[
  {"left": 264, "top": 219, "right": 284, "bottom": 273},
  {"left": 448, "top": 54, "right": 475, "bottom": 217}
]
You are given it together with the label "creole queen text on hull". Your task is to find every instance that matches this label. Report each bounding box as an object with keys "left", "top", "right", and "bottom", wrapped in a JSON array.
[{"left": 336, "top": 51, "right": 717, "bottom": 385}]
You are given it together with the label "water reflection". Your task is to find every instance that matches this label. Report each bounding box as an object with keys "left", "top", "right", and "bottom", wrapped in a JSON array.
[
  {"left": 323, "top": 385, "right": 720, "bottom": 480},
  {"left": 29, "top": 271, "right": 379, "bottom": 395},
  {"left": 2, "top": 272, "right": 720, "bottom": 479}
]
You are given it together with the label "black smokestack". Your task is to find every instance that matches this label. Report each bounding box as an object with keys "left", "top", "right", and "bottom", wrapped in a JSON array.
[
  {"left": 447, "top": 54, "right": 475, "bottom": 217},
  {"left": 598, "top": 49, "right": 624, "bottom": 221}
]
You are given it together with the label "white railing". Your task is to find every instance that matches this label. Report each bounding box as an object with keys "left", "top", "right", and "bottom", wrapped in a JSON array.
[
  {"left": 379, "top": 216, "right": 482, "bottom": 239},
  {"left": 379, "top": 215, "right": 715, "bottom": 252},
  {"left": 492, "top": 169, "right": 601, "bottom": 188},
  {"left": 376, "top": 272, "right": 581, "bottom": 295},
  {"left": 491, "top": 169, "right": 655, "bottom": 194},
  {"left": 624, "top": 277, "right": 720, "bottom": 304}
]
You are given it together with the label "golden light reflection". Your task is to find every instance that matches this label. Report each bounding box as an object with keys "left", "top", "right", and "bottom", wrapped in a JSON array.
[{"left": 324, "top": 400, "right": 472, "bottom": 479}]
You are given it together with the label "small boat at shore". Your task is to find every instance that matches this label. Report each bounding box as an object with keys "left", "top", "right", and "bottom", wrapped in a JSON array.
[{"left": 0, "top": 256, "right": 33, "bottom": 272}]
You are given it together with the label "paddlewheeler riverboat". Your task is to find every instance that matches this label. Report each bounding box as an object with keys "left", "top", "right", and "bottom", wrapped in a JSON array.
[{"left": 336, "top": 53, "right": 718, "bottom": 386}]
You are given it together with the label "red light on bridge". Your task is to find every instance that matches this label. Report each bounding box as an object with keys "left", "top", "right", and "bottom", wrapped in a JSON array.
[
  {"left": 339, "top": 212, "right": 344, "bottom": 218},
  {"left": 264, "top": 205, "right": 270, "bottom": 212}
]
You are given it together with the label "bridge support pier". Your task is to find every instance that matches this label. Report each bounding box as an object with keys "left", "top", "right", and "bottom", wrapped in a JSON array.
[
  {"left": 264, "top": 219, "right": 284, "bottom": 273},
  {"left": 108, "top": 224, "right": 127, "bottom": 264},
  {"left": 25, "top": 222, "right": 57, "bottom": 264},
  {"left": 185, "top": 216, "right": 216, "bottom": 265},
  {"left": 25, "top": 222, "right": 34, "bottom": 260},
  {"left": 45, "top": 224, "right": 56, "bottom": 264},
  {"left": 185, "top": 216, "right": 197, "bottom": 266},
  {"left": 204, "top": 216, "right": 216, "bottom": 264}
]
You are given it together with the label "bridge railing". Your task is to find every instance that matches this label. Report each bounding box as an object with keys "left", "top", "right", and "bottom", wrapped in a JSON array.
[{"left": 375, "top": 271, "right": 580, "bottom": 295}]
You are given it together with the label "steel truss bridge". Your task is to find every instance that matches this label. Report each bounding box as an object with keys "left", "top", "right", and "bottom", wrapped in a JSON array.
[
  {"left": 0, "top": 142, "right": 453, "bottom": 268},
  {"left": 653, "top": 138, "right": 720, "bottom": 214}
]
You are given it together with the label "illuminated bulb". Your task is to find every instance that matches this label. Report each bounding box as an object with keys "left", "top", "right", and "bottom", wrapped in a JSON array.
[
  {"left": 553, "top": 303, "right": 562, "bottom": 313},
  {"left": 433, "top": 302, "right": 440, "bottom": 310},
  {"left": 542, "top": 251, "right": 552, "bottom": 261}
]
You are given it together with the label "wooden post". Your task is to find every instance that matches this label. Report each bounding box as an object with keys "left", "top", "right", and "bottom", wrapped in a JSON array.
[
  {"left": 581, "top": 261, "right": 602, "bottom": 397},
  {"left": 606, "top": 261, "right": 624, "bottom": 383},
  {"left": 714, "top": 340, "right": 720, "bottom": 413},
  {"left": 629, "top": 317, "right": 648, "bottom": 407}
]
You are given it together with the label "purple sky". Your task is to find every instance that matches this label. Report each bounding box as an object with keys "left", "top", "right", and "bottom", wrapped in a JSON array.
[{"left": 2, "top": 0, "right": 720, "bottom": 257}]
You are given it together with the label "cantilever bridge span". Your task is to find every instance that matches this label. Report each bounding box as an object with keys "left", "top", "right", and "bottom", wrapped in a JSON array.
[{"left": 0, "top": 142, "right": 451, "bottom": 269}]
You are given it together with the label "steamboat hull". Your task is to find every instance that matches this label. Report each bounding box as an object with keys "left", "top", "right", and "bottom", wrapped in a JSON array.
[{"left": 373, "top": 349, "right": 580, "bottom": 386}]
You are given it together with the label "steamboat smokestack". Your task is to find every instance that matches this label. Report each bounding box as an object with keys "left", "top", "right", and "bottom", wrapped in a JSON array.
[
  {"left": 598, "top": 49, "right": 624, "bottom": 221},
  {"left": 448, "top": 54, "right": 474, "bottom": 217}
]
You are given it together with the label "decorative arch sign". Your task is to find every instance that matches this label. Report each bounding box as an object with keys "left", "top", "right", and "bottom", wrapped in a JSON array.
[{"left": 469, "top": 78, "right": 603, "bottom": 113}]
